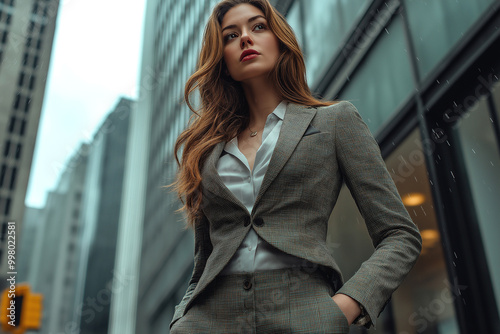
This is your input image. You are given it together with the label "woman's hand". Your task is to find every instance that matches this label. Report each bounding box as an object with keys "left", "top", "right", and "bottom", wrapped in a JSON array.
[{"left": 331, "top": 293, "right": 361, "bottom": 325}]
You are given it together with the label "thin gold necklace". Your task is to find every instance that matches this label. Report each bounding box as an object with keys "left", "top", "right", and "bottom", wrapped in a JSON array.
[{"left": 248, "top": 126, "right": 258, "bottom": 137}]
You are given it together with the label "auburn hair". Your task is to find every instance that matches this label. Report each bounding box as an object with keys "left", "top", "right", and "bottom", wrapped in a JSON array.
[{"left": 171, "top": 0, "right": 337, "bottom": 228}]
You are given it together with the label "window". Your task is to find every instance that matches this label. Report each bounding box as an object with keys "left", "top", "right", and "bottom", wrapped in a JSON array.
[
  {"left": 33, "top": 56, "right": 39, "bottom": 69},
  {"left": 405, "top": 0, "right": 495, "bottom": 80},
  {"left": 8, "top": 117, "right": 15, "bottom": 133},
  {"left": 19, "top": 120, "right": 26, "bottom": 136},
  {"left": 28, "top": 21, "right": 35, "bottom": 33},
  {"left": 8, "top": 167, "right": 16, "bottom": 190},
  {"left": 4, "top": 198, "right": 10, "bottom": 215},
  {"left": 24, "top": 98, "right": 31, "bottom": 113},
  {"left": 453, "top": 96, "right": 500, "bottom": 317},
  {"left": 340, "top": 15, "right": 414, "bottom": 134},
  {"left": 28, "top": 75, "right": 35, "bottom": 90},
  {"left": 0, "top": 165, "right": 5, "bottom": 187},
  {"left": 26, "top": 37, "right": 32, "bottom": 47},
  {"left": 36, "top": 38, "right": 42, "bottom": 50},
  {"left": 15, "top": 144, "right": 21, "bottom": 160},
  {"left": 0, "top": 222, "right": 6, "bottom": 241},
  {"left": 18, "top": 72, "right": 25, "bottom": 87},
  {"left": 3, "top": 141, "right": 10, "bottom": 157},
  {"left": 1, "top": 30, "right": 7, "bottom": 44},
  {"left": 6, "top": 14, "right": 11, "bottom": 25},
  {"left": 286, "top": 0, "right": 370, "bottom": 86},
  {"left": 14, "top": 93, "right": 21, "bottom": 110}
]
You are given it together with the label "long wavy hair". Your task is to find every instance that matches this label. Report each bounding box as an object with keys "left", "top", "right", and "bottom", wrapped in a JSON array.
[{"left": 171, "top": 0, "right": 337, "bottom": 228}]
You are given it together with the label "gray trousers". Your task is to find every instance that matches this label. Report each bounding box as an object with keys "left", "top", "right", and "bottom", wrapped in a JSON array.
[{"left": 170, "top": 267, "right": 350, "bottom": 333}]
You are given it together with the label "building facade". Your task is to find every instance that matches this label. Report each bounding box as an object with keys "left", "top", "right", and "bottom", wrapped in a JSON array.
[
  {"left": 0, "top": 0, "right": 60, "bottom": 290},
  {"left": 279, "top": 0, "right": 500, "bottom": 333},
  {"left": 132, "top": 1, "right": 222, "bottom": 333},
  {"left": 134, "top": 0, "right": 500, "bottom": 333},
  {"left": 73, "top": 98, "right": 132, "bottom": 334},
  {"left": 26, "top": 143, "right": 88, "bottom": 334}
]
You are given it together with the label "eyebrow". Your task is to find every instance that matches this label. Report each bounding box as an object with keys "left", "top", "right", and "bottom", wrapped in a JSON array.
[{"left": 222, "top": 15, "right": 266, "bottom": 32}]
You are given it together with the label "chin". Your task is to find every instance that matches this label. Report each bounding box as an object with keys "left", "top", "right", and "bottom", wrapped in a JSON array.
[{"left": 231, "top": 69, "right": 273, "bottom": 83}]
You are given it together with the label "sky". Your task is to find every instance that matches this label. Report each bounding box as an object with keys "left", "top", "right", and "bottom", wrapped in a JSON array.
[{"left": 25, "top": 0, "right": 147, "bottom": 208}]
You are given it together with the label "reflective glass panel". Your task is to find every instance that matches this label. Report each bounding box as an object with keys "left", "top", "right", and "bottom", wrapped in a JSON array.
[
  {"left": 453, "top": 96, "right": 500, "bottom": 316},
  {"left": 286, "top": 0, "right": 369, "bottom": 87},
  {"left": 404, "top": 0, "right": 495, "bottom": 80},
  {"left": 339, "top": 15, "right": 414, "bottom": 134}
]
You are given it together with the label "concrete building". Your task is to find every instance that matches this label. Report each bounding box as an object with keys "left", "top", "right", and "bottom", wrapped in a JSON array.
[
  {"left": 127, "top": 1, "right": 224, "bottom": 333},
  {"left": 17, "top": 206, "right": 42, "bottom": 283},
  {"left": 0, "top": 0, "right": 60, "bottom": 288},
  {"left": 25, "top": 142, "right": 88, "bottom": 334},
  {"left": 74, "top": 98, "right": 132, "bottom": 334}
]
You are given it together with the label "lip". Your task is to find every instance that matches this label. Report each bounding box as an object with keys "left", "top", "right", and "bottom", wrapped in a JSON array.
[{"left": 240, "top": 49, "right": 260, "bottom": 62}]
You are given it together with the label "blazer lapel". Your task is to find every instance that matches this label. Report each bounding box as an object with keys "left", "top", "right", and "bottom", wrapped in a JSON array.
[
  {"left": 252, "top": 103, "right": 317, "bottom": 213},
  {"left": 201, "top": 103, "right": 317, "bottom": 216},
  {"left": 202, "top": 141, "right": 250, "bottom": 214}
]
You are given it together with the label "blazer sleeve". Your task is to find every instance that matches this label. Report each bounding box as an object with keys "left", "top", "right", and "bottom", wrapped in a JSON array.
[
  {"left": 333, "top": 101, "right": 422, "bottom": 328},
  {"left": 169, "top": 213, "right": 213, "bottom": 329}
]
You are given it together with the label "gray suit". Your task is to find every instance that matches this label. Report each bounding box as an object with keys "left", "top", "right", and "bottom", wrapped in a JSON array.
[{"left": 170, "top": 101, "right": 422, "bottom": 329}]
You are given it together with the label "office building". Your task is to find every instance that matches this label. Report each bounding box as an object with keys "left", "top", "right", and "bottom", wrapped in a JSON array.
[
  {"left": 27, "top": 143, "right": 88, "bottom": 334},
  {"left": 128, "top": 1, "right": 222, "bottom": 333},
  {"left": 73, "top": 98, "right": 132, "bottom": 334},
  {"left": 281, "top": 0, "right": 500, "bottom": 332},
  {"left": 0, "top": 0, "right": 60, "bottom": 290}
]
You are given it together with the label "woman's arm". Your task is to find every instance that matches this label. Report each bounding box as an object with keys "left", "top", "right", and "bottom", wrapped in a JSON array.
[
  {"left": 170, "top": 213, "right": 213, "bottom": 329},
  {"left": 332, "top": 101, "right": 423, "bottom": 328}
]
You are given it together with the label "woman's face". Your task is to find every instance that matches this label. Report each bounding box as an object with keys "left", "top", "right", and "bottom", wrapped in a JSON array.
[{"left": 221, "top": 4, "right": 280, "bottom": 83}]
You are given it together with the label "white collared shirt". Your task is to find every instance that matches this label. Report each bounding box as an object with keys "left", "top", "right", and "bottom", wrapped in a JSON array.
[{"left": 217, "top": 100, "right": 305, "bottom": 274}]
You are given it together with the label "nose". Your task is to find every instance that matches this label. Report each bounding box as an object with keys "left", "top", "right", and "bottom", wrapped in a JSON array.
[{"left": 240, "top": 30, "right": 253, "bottom": 48}]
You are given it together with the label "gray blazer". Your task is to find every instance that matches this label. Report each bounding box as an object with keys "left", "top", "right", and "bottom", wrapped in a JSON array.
[{"left": 170, "top": 101, "right": 422, "bottom": 328}]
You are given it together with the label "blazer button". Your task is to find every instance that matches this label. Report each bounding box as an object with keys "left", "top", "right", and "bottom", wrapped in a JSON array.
[
  {"left": 243, "top": 279, "right": 252, "bottom": 290},
  {"left": 243, "top": 217, "right": 250, "bottom": 227},
  {"left": 254, "top": 217, "right": 264, "bottom": 227}
]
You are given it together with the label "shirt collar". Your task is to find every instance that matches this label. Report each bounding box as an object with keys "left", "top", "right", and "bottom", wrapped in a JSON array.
[
  {"left": 272, "top": 100, "right": 287, "bottom": 121},
  {"left": 223, "top": 100, "right": 288, "bottom": 151}
]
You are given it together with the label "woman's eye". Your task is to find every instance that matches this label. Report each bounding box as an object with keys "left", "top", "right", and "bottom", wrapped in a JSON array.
[
  {"left": 254, "top": 23, "right": 266, "bottom": 30},
  {"left": 224, "top": 33, "right": 237, "bottom": 42}
]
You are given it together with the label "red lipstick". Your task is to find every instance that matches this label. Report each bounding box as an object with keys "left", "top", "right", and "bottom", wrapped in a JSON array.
[{"left": 240, "top": 49, "right": 260, "bottom": 62}]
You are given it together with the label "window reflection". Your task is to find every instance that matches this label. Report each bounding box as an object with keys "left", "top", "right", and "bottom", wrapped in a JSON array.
[
  {"left": 453, "top": 95, "right": 500, "bottom": 316},
  {"left": 286, "top": 0, "right": 369, "bottom": 86},
  {"left": 386, "top": 129, "right": 459, "bottom": 334},
  {"left": 339, "top": 15, "right": 413, "bottom": 134},
  {"left": 404, "top": 0, "right": 495, "bottom": 80}
]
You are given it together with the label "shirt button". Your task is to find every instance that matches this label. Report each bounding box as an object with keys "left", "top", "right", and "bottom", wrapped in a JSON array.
[
  {"left": 243, "top": 279, "right": 252, "bottom": 290},
  {"left": 254, "top": 217, "right": 264, "bottom": 227}
]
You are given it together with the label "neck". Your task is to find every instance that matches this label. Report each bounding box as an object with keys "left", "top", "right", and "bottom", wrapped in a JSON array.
[{"left": 241, "top": 76, "right": 282, "bottom": 129}]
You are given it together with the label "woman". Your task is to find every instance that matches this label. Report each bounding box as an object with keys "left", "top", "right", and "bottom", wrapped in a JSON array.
[{"left": 169, "top": 0, "right": 422, "bottom": 332}]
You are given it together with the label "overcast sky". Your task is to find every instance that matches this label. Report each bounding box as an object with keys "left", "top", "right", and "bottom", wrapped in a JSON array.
[{"left": 25, "top": 0, "right": 147, "bottom": 208}]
